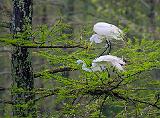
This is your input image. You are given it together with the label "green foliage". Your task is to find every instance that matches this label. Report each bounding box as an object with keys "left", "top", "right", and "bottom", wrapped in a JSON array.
[
  {"left": 1, "top": 0, "right": 160, "bottom": 117},
  {"left": 29, "top": 21, "right": 160, "bottom": 117},
  {"left": 1, "top": 19, "right": 160, "bottom": 117}
]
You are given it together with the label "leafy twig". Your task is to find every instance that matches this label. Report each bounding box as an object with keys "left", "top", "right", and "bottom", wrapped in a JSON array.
[
  {"left": 34, "top": 67, "right": 76, "bottom": 78},
  {"left": 20, "top": 45, "right": 85, "bottom": 49}
]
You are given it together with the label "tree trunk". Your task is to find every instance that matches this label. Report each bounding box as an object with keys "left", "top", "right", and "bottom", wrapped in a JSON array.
[{"left": 11, "top": 0, "right": 36, "bottom": 117}]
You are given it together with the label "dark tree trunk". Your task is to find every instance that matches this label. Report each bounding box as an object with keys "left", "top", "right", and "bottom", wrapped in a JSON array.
[{"left": 11, "top": 0, "right": 36, "bottom": 117}]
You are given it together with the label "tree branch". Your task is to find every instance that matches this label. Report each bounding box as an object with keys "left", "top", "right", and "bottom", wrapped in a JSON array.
[
  {"left": 0, "top": 39, "right": 87, "bottom": 49},
  {"left": 20, "top": 45, "right": 86, "bottom": 49},
  {"left": 34, "top": 67, "right": 76, "bottom": 78},
  {"left": 33, "top": 88, "right": 60, "bottom": 103},
  {"left": 31, "top": 85, "right": 160, "bottom": 110},
  {"left": 111, "top": 91, "right": 160, "bottom": 109}
]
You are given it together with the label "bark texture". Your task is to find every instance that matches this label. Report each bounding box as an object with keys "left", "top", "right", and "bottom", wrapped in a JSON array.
[{"left": 11, "top": 0, "right": 36, "bottom": 117}]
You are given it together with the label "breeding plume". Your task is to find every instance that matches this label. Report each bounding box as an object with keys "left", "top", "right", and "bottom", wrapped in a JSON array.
[
  {"left": 90, "top": 22, "right": 124, "bottom": 44},
  {"left": 77, "top": 55, "right": 125, "bottom": 72}
]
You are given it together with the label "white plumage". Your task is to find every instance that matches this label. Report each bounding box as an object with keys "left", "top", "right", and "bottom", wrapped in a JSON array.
[
  {"left": 90, "top": 22, "right": 124, "bottom": 44},
  {"left": 77, "top": 55, "right": 125, "bottom": 72},
  {"left": 93, "top": 55, "right": 125, "bottom": 71}
]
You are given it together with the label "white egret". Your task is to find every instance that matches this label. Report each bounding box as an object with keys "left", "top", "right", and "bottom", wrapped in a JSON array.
[
  {"left": 93, "top": 55, "right": 125, "bottom": 71},
  {"left": 90, "top": 22, "right": 124, "bottom": 44},
  {"left": 77, "top": 55, "right": 125, "bottom": 72}
]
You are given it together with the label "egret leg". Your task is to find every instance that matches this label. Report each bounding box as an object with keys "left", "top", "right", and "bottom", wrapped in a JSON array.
[{"left": 99, "top": 40, "right": 111, "bottom": 56}]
